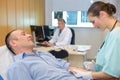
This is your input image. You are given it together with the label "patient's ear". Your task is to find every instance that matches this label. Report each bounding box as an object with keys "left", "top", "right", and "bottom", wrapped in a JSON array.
[{"left": 9, "top": 40, "right": 17, "bottom": 47}]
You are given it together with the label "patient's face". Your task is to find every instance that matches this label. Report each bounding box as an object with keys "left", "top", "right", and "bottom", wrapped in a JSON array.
[{"left": 11, "top": 29, "right": 34, "bottom": 49}]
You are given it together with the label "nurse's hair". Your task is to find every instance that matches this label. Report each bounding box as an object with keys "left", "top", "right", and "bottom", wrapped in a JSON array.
[{"left": 87, "top": 1, "right": 116, "bottom": 16}]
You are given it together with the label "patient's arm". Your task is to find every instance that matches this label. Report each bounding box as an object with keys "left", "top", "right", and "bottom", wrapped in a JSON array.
[
  {"left": 68, "top": 66, "right": 88, "bottom": 72},
  {"left": 68, "top": 67, "right": 114, "bottom": 79},
  {"left": 56, "top": 58, "right": 70, "bottom": 69},
  {"left": 7, "top": 63, "right": 32, "bottom": 80}
]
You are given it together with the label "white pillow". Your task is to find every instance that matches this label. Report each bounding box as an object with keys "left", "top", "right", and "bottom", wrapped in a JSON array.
[{"left": 0, "top": 45, "right": 14, "bottom": 80}]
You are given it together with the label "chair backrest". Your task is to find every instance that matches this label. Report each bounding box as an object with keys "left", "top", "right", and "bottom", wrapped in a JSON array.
[{"left": 70, "top": 28, "right": 75, "bottom": 44}]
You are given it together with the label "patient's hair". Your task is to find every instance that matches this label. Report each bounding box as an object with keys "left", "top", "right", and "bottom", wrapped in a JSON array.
[{"left": 5, "top": 29, "right": 17, "bottom": 55}]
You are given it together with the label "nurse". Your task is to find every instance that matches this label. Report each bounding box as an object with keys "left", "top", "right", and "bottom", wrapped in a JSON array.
[{"left": 69, "top": 1, "right": 120, "bottom": 80}]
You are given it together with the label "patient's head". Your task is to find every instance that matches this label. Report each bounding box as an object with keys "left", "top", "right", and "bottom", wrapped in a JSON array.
[
  {"left": 5, "top": 29, "right": 34, "bottom": 55},
  {"left": 5, "top": 29, "right": 17, "bottom": 55}
]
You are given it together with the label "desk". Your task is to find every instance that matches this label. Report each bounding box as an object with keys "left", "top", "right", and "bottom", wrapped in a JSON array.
[{"left": 34, "top": 45, "right": 91, "bottom": 67}]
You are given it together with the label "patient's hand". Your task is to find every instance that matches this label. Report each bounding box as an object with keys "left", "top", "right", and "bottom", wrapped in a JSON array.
[
  {"left": 68, "top": 67, "right": 92, "bottom": 79},
  {"left": 68, "top": 66, "right": 77, "bottom": 71},
  {"left": 68, "top": 67, "right": 88, "bottom": 72}
]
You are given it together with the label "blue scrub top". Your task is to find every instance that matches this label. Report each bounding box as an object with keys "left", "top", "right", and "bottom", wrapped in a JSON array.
[{"left": 96, "top": 27, "right": 120, "bottom": 78}]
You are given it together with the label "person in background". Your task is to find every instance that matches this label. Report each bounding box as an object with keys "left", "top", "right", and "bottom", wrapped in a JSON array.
[
  {"left": 42, "top": 18, "right": 72, "bottom": 47},
  {"left": 69, "top": 1, "right": 120, "bottom": 80},
  {"left": 5, "top": 29, "right": 83, "bottom": 80}
]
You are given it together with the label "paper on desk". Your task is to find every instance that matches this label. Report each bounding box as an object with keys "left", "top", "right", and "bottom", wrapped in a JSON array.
[{"left": 77, "top": 45, "right": 91, "bottom": 52}]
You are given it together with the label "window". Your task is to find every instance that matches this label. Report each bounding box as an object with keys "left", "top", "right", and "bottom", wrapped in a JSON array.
[
  {"left": 52, "top": 11, "right": 93, "bottom": 27},
  {"left": 81, "top": 11, "right": 89, "bottom": 23},
  {"left": 54, "top": 11, "right": 63, "bottom": 19},
  {"left": 66, "top": 11, "right": 77, "bottom": 25}
]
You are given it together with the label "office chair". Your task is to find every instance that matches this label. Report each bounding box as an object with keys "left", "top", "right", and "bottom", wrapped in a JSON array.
[{"left": 70, "top": 28, "right": 75, "bottom": 44}]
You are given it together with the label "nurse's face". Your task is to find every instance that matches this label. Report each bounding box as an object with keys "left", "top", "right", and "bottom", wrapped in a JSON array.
[{"left": 88, "top": 13, "right": 107, "bottom": 31}]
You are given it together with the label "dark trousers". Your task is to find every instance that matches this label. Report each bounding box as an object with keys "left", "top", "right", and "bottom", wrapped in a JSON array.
[{"left": 49, "top": 49, "right": 69, "bottom": 58}]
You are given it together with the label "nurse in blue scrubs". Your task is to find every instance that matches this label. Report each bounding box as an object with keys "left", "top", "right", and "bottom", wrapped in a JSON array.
[{"left": 69, "top": 1, "right": 120, "bottom": 80}]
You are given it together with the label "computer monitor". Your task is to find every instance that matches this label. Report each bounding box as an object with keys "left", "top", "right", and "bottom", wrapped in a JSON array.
[
  {"left": 30, "top": 25, "right": 52, "bottom": 44},
  {"left": 30, "top": 25, "right": 43, "bottom": 43},
  {"left": 42, "top": 25, "right": 51, "bottom": 41}
]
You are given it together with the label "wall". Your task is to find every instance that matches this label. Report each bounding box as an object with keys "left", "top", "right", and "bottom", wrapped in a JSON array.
[
  {"left": 0, "top": 0, "right": 45, "bottom": 46},
  {"left": 74, "top": 27, "right": 104, "bottom": 59},
  {"left": 109, "top": 0, "right": 120, "bottom": 21},
  {"left": 45, "top": 0, "right": 92, "bottom": 25}
]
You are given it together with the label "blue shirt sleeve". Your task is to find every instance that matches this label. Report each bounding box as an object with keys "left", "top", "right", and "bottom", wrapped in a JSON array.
[
  {"left": 56, "top": 58, "right": 70, "bottom": 69},
  {"left": 7, "top": 63, "right": 32, "bottom": 80},
  {"left": 40, "top": 51, "right": 70, "bottom": 69},
  {"left": 0, "top": 75, "right": 3, "bottom": 80}
]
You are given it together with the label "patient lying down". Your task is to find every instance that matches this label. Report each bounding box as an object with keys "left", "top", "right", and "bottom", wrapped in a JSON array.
[{"left": 5, "top": 29, "right": 86, "bottom": 80}]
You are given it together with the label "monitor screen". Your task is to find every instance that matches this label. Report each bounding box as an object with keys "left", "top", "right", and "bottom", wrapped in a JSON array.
[
  {"left": 30, "top": 25, "right": 44, "bottom": 42},
  {"left": 30, "top": 25, "right": 52, "bottom": 43},
  {"left": 43, "top": 25, "right": 51, "bottom": 41}
]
